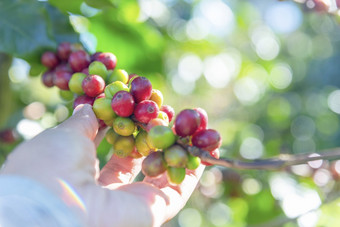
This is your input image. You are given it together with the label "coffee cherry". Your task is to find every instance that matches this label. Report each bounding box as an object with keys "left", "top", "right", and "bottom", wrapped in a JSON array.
[
  {"left": 192, "top": 129, "right": 222, "bottom": 152},
  {"left": 147, "top": 126, "right": 176, "bottom": 149},
  {"left": 55, "top": 63, "right": 73, "bottom": 73},
  {"left": 128, "top": 74, "right": 138, "bottom": 85},
  {"left": 93, "top": 98, "right": 116, "bottom": 121},
  {"left": 104, "top": 118, "right": 115, "bottom": 127},
  {"left": 111, "top": 91, "right": 135, "bottom": 117},
  {"left": 113, "top": 136, "right": 135, "bottom": 158},
  {"left": 150, "top": 89, "right": 163, "bottom": 108},
  {"left": 167, "top": 167, "right": 185, "bottom": 184},
  {"left": 41, "top": 51, "right": 59, "bottom": 69},
  {"left": 42, "top": 70, "right": 55, "bottom": 87},
  {"left": 57, "top": 42, "right": 72, "bottom": 61},
  {"left": 69, "top": 72, "right": 86, "bottom": 95},
  {"left": 105, "top": 128, "right": 119, "bottom": 144},
  {"left": 130, "top": 76, "right": 152, "bottom": 103},
  {"left": 142, "top": 152, "right": 167, "bottom": 177},
  {"left": 134, "top": 100, "right": 159, "bottom": 124},
  {"left": 59, "top": 90, "right": 74, "bottom": 101},
  {"left": 194, "top": 107, "right": 208, "bottom": 132},
  {"left": 68, "top": 50, "right": 90, "bottom": 72},
  {"left": 201, "top": 149, "right": 220, "bottom": 166},
  {"left": 174, "top": 109, "right": 200, "bottom": 137},
  {"left": 0, "top": 129, "right": 19, "bottom": 144},
  {"left": 146, "top": 118, "right": 168, "bottom": 132},
  {"left": 164, "top": 145, "right": 188, "bottom": 168},
  {"left": 88, "top": 61, "right": 108, "bottom": 80},
  {"left": 95, "top": 93, "right": 106, "bottom": 100},
  {"left": 160, "top": 105, "right": 175, "bottom": 122},
  {"left": 82, "top": 75, "right": 105, "bottom": 97},
  {"left": 135, "top": 130, "right": 153, "bottom": 156},
  {"left": 95, "top": 52, "right": 117, "bottom": 70},
  {"left": 104, "top": 81, "right": 129, "bottom": 99},
  {"left": 129, "top": 147, "right": 143, "bottom": 159},
  {"left": 90, "top": 52, "right": 102, "bottom": 62},
  {"left": 186, "top": 154, "right": 201, "bottom": 170},
  {"left": 54, "top": 70, "right": 72, "bottom": 90},
  {"left": 157, "top": 111, "right": 169, "bottom": 123},
  {"left": 73, "top": 95, "right": 95, "bottom": 109},
  {"left": 113, "top": 117, "right": 135, "bottom": 136},
  {"left": 108, "top": 69, "right": 129, "bottom": 84}
]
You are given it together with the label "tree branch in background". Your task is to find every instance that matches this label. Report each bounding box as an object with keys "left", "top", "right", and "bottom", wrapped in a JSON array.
[{"left": 183, "top": 143, "right": 340, "bottom": 170}]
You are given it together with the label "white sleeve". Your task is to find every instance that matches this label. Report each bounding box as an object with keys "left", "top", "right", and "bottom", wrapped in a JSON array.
[{"left": 0, "top": 175, "right": 83, "bottom": 227}]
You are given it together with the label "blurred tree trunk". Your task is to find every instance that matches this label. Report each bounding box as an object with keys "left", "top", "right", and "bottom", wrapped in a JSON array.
[{"left": 0, "top": 53, "right": 13, "bottom": 128}]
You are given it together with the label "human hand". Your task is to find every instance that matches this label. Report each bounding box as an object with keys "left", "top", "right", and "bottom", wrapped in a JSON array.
[{"left": 0, "top": 104, "right": 204, "bottom": 227}]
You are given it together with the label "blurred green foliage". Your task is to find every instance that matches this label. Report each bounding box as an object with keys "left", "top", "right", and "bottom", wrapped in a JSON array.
[{"left": 3, "top": 0, "right": 340, "bottom": 226}]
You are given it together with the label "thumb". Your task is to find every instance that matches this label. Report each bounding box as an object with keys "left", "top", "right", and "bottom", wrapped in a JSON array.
[{"left": 57, "top": 104, "right": 99, "bottom": 140}]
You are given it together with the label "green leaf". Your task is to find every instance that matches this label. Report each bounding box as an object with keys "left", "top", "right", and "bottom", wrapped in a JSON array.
[
  {"left": 48, "top": 0, "right": 83, "bottom": 15},
  {"left": 0, "top": 0, "right": 56, "bottom": 57},
  {"left": 85, "top": 0, "right": 117, "bottom": 9}
]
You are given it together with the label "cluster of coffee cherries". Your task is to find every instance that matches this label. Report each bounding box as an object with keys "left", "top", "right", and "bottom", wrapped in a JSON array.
[{"left": 40, "top": 42, "right": 222, "bottom": 184}]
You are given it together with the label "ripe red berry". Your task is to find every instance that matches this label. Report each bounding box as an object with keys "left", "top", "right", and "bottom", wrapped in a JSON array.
[
  {"left": 134, "top": 100, "right": 159, "bottom": 124},
  {"left": 82, "top": 75, "right": 105, "bottom": 97},
  {"left": 57, "top": 42, "right": 72, "bottom": 61},
  {"left": 82, "top": 67, "right": 89, "bottom": 75},
  {"left": 192, "top": 129, "right": 222, "bottom": 152},
  {"left": 54, "top": 70, "right": 72, "bottom": 90},
  {"left": 94, "top": 52, "right": 117, "bottom": 70},
  {"left": 73, "top": 95, "right": 95, "bottom": 109},
  {"left": 194, "top": 107, "right": 208, "bottom": 132},
  {"left": 0, "top": 129, "right": 19, "bottom": 144},
  {"left": 160, "top": 105, "right": 175, "bottom": 122},
  {"left": 111, "top": 91, "right": 135, "bottom": 117},
  {"left": 42, "top": 70, "right": 55, "bottom": 87},
  {"left": 41, "top": 51, "right": 59, "bottom": 69},
  {"left": 201, "top": 149, "right": 220, "bottom": 166},
  {"left": 55, "top": 63, "right": 73, "bottom": 73},
  {"left": 130, "top": 77, "right": 152, "bottom": 103},
  {"left": 68, "top": 50, "right": 90, "bottom": 72},
  {"left": 174, "top": 109, "right": 200, "bottom": 137},
  {"left": 90, "top": 52, "right": 102, "bottom": 62}
]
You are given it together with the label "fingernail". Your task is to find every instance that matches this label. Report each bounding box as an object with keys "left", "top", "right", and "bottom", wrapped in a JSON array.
[{"left": 73, "top": 104, "right": 85, "bottom": 115}]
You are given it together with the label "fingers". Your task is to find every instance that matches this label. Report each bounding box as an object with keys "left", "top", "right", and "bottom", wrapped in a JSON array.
[
  {"left": 98, "top": 155, "right": 144, "bottom": 185},
  {"left": 143, "top": 164, "right": 205, "bottom": 221},
  {"left": 57, "top": 104, "right": 98, "bottom": 140},
  {"left": 94, "top": 127, "right": 109, "bottom": 148}
]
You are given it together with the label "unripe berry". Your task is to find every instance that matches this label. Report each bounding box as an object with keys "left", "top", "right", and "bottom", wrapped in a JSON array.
[
  {"left": 113, "top": 117, "right": 135, "bottom": 136},
  {"left": 135, "top": 130, "right": 154, "bottom": 156},
  {"left": 93, "top": 98, "right": 116, "bottom": 121},
  {"left": 164, "top": 145, "right": 188, "bottom": 168},
  {"left": 105, "top": 128, "right": 119, "bottom": 144},
  {"left": 167, "top": 167, "right": 186, "bottom": 184},
  {"left": 150, "top": 89, "right": 163, "bottom": 108},
  {"left": 88, "top": 61, "right": 108, "bottom": 80},
  {"left": 69, "top": 72, "right": 86, "bottom": 95},
  {"left": 104, "top": 81, "right": 129, "bottom": 99},
  {"left": 147, "top": 126, "right": 176, "bottom": 150},
  {"left": 142, "top": 152, "right": 167, "bottom": 177},
  {"left": 108, "top": 69, "right": 129, "bottom": 84},
  {"left": 113, "top": 136, "right": 135, "bottom": 158}
]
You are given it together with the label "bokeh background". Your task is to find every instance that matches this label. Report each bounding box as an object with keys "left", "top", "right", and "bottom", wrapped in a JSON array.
[{"left": 2, "top": 0, "right": 340, "bottom": 226}]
